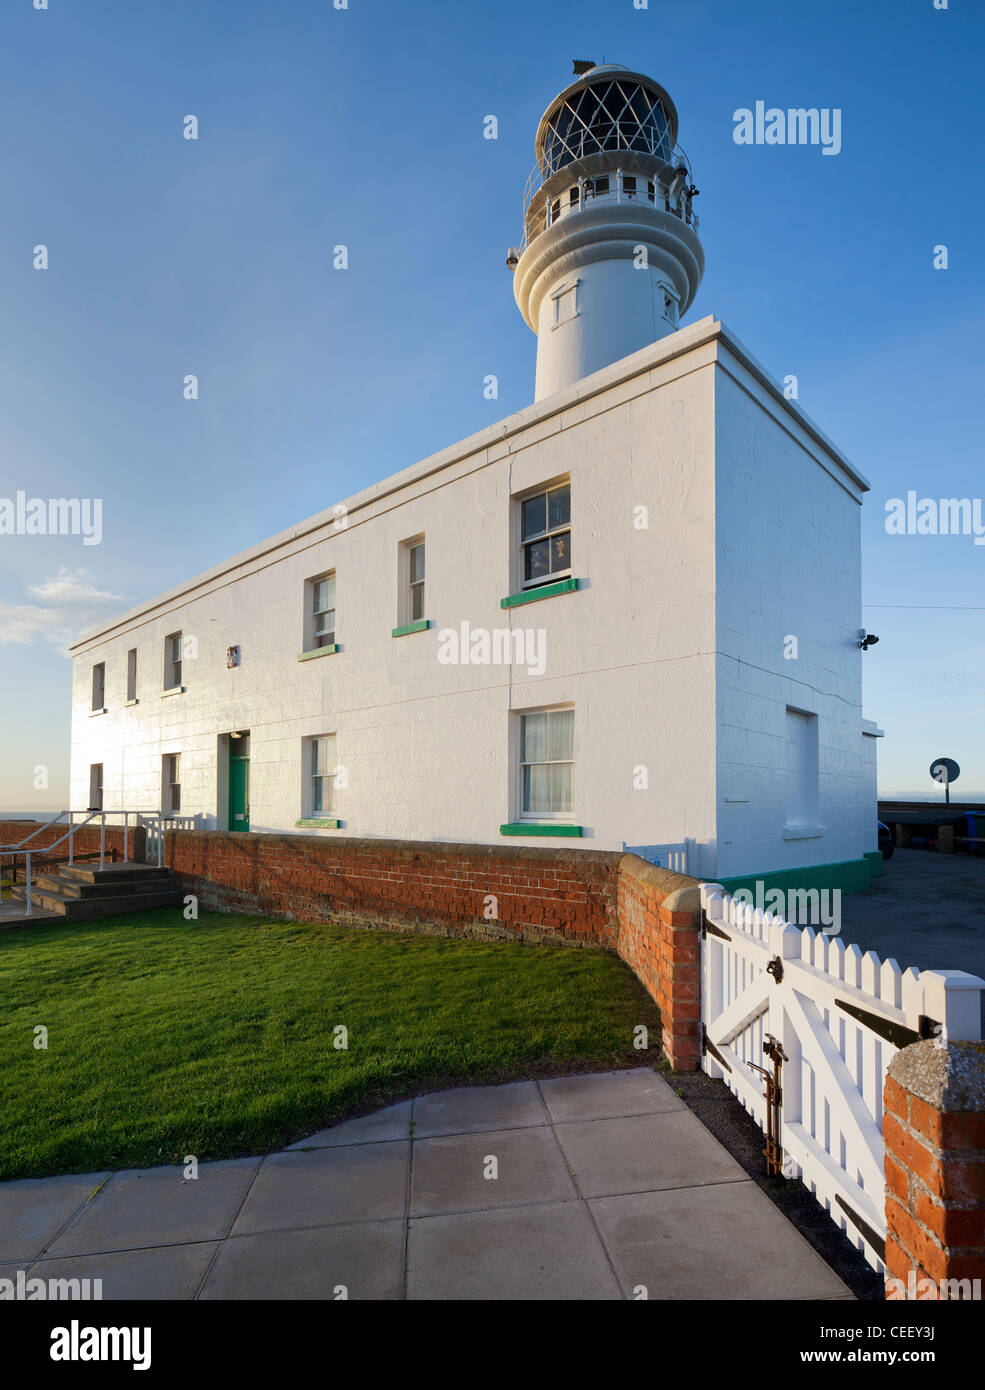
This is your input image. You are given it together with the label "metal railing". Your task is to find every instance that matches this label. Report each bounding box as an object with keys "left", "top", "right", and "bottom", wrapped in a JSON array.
[
  {"left": 0, "top": 809, "right": 198, "bottom": 918},
  {"left": 519, "top": 139, "right": 699, "bottom": 256}
]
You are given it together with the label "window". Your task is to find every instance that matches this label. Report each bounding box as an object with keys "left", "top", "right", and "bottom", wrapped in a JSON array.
[
  {"left": 308, "top": 735, "right": 337, "bottom": 816},
  {"left": 786, "top": 707, "right": 820, "bottom": 831},
  {"left": 518, "top": 708, "right": 574, "bottom": 819},
  {"left": 520, "top": 481, "right": 571, "bottom": 588},
  {"left": 89, "top": 763, "right": 103, "bottom": 812},
  {"left": 310, "top": 573, "right": 336, "bottom": 649},
  {"left": 91, "top": 663, "right": 105, "bottom": 712},
  {"left": 402, "top": 538, "right": 426, "bottom": 623},
  {"left": 164, "top": 632, "right": 182, "bottom": 690},
  {"left": 622, "top": 175, "right": 637, "bottom": 199},
  {"left": 162, "top": 754, "right": 181, "bottom": 814},
  {"left": 126, "top": 649, "right": 137, "bottom": 702},
  {"left": 647, "top": 180, "right": 656, "bottom": 202},
  {"left": 569, "top": 185, "right": 579, "bottom": 208},
  {"left": 551, "top": 281, "right": 578, "bottom": 328},
  {"left": 550, "top": 197, "right": 560, "bottom": 223}
]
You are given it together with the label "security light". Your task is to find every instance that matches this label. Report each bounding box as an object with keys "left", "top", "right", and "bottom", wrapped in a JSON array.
[{"left": 858, "top": 633, "right": 879, "bottom": 650}]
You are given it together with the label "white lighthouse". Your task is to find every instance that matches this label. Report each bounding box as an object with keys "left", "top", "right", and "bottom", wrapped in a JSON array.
[{"left": 511, "top": 62, "right": 705, "bottom": 401}]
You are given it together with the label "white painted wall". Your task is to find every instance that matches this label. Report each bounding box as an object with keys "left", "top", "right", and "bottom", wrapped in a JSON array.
[
  {"left": 712, "top": 339, "right": 871, "bottom": 878},
  {"left": 69, "top": 318, "right": 878, "bottom": 878}
]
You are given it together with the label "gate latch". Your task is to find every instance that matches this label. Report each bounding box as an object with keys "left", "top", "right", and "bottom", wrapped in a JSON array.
[
  {"left": 749, "top": 1034, "right": 788, "bottom": 1177},
  {"left": 766, "top": 956, "right": 784, "bottom": 984}
]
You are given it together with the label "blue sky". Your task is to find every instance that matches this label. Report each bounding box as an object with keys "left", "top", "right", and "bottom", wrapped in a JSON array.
[{"left": 1, "top": 0, "right": 982, "bottom": 809}]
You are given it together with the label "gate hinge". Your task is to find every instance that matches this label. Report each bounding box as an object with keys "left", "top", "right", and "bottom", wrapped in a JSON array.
[{"left": 701, "top": 1024, "right": 732, "bottom": 1073}]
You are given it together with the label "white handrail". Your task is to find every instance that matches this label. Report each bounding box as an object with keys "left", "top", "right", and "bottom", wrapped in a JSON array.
[{"left": 0, "top": 808, "right": 178, "bottom": 917}]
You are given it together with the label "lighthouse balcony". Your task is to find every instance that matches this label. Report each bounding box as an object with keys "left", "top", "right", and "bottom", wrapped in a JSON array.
[{"left": 520, "top": 149, "right": 699, "bottom": 256}]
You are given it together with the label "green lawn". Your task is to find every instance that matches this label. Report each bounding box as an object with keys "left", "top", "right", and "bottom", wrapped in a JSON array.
[{"left": 0, "top": 909, "right": 661, "bottom": 1181}]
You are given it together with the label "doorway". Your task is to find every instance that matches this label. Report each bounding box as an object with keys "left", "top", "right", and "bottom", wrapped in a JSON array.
[{"left": 228, "top": 732, "right": 250, "bottom": 832}]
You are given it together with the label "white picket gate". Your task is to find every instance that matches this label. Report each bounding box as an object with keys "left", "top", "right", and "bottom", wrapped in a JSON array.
[{"left": 699, "top": 882, "right": 985, "bottom": 1273}]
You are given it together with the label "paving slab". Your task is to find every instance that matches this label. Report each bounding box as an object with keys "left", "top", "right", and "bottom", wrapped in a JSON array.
[
  {"left": 31, "top": 1242, "right": 220, "bottom": 1300},
  {"left": 412, "top": 1081, "right": 548, "bottom": 1137},
  {"left": 554, "top": 1110, "right": 747, "bottom": 1198},
  {"left": 539, "top": 1068, "right": 686, "bottom": 1123},
  {"left": 201, "top": 1220, "right": 405, "bottom": 1300},
  {"left": 285, "top": 1100, "right": 413, "bottom": 1150},
  {"left": 407, "top": 1201, "right": 622, "bottom": 1301},
  {"left": 0, "top": 1172, "right": 112, "bottom": 1263},
  {"left": 411, "top": 1126, "right": 576, "bottom": 1217},
  {"left": 231, "top": 1142, "right": 410, "bottom": 1236},
  {"left": 0, "top": 1069, "right": 857, "bottom": 1300},
  {"left": 590, "top": 1182, "right": 852, "bottom": 1300},
  {"left": 45, "top": 1160, "right": 260, "bottom": 1258}
]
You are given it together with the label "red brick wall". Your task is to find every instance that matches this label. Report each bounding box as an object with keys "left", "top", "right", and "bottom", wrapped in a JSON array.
[
  {"left": 883, "top": 1040, "right": 985, "bottom": 1298},
  {"left": 0, "top": 819, "right": 144, "bottom": 868},
  {"left": 617, "top": 856, "right": 703, "bottom": 1071},
  {"left": 165, "top": 829, "right": 704, "bottom": 1069}
]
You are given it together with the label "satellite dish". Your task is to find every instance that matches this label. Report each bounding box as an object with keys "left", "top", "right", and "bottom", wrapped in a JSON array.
[{"left": 930, "top": 758, "right": 960, "bottom": 803}]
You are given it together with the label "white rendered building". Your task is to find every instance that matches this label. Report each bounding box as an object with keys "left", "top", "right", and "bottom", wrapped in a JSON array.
[{"left": 69, "top": 64, "right": 881, "bottom": 891}]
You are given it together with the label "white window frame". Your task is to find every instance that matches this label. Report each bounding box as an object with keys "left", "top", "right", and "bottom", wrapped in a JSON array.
[
  {"left": 88, "top": 763, "right": 103, "bottom": 812},
  {"left": 304, "top": 734, "right": 338, "bottom": 818},
  {"left": 515, "top": 704, "right": 575, "bottom": 823},
  {"left": 91, "top": 662, "right": 105, "bottom": 712},
  {"left": 516, "top": 478, "right": 572, "bottom": 591},
  {"left": 306, "top": 572, "right": 337, "bottom": 651},
  {"left": 399, "top": 536, "right": 426, "bottom": 625},
  {"left": 162, "top": 753, "right": 181, "bottom": 814},
  {"left": 164, "top": 632, "right": 182, "bottom": 691},
  {"left": 550, "top": 278, "right": 580, "bottom": 330}
]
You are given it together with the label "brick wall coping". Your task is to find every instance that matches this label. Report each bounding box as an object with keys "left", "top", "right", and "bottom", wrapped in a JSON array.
[
  {"left": 172, "top": 827, "right": 625, "bottom": 869},
  {"left": 888, "top": 1040, "right": 985, "bottom": 1111},
  {"left": 616, "top": 853, "right": 702, "bottom": 912}
]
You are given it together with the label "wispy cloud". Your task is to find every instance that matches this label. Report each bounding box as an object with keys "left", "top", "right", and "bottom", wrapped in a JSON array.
[{"left": 1, "top": 568, "right": 125, "bottom": 654}]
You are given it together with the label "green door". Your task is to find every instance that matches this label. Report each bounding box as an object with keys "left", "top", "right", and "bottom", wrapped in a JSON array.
[{"left": 228, "top": 738, "right": 250, "bottom": 832}]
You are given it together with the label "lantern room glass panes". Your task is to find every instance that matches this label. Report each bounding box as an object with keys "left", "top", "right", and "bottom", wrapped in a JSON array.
[
  {"left": 540, "top": 78, "right": 673, "bottom": 176},
  {"left": 520, "top": 708, "right": 574, "bottom": 817},
  {"left": 521, "top": 482, "right": 570, "bottom": 588}
]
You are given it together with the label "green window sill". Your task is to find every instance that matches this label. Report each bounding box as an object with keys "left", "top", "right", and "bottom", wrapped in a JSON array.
[
  {"left": 392, "top": 619, "right": 431, "bottom": 638},
  {"left": 297, "top": 644, "right": 339, "bottom": 662},
  {"left": 500, "top": 822, "right": 583, "bottom": 837},
  {"left": 500, "top": 577, "right": 580, "bottom": 610},
  {"left": 295, "top": 818, "right": 341, "bottom": 829}
]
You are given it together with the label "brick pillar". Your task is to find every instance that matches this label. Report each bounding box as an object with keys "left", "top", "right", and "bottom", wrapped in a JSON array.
[
  {"left": 657, "top": 884, "right": 702, "bottom": 1072},
  {"left": 884, "top": 1038, "right": 985, "bottom": 1299}
]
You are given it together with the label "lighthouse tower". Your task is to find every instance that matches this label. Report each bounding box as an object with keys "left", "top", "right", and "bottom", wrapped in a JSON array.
[{"left": 511, "top": 63, "right": 705, "bottom": 402}]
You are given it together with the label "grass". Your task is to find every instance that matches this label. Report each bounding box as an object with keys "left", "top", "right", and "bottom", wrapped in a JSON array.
[{"left": 0, "top": 908, "right": 661, "bottom": 1181}]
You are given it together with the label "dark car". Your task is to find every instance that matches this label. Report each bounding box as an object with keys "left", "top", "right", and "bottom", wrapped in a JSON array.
[{"left": 878, "top": 821, "right": 894, "bottom": 861}]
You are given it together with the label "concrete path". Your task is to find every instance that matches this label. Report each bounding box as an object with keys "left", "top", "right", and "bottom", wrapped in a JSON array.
[{"left": 0, "top": 1069, "right": 852, "bottom": 1300}]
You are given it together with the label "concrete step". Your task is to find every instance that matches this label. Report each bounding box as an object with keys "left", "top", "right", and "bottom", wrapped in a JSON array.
[
  {"left": 32, "top": 871, "right": 170, "bottom": 900},
  {"left": 57, "top": 863, "right": 170, "bottom": 886},
  {"left": 10, "top": 885, "right": 183, "bottom": 920}
]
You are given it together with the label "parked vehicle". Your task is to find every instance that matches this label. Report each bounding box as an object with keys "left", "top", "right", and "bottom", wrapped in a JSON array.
[{"left": 878, "top": 821, "right": 894, "bottom": 861}]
